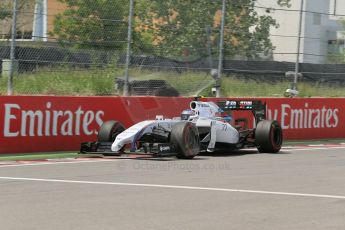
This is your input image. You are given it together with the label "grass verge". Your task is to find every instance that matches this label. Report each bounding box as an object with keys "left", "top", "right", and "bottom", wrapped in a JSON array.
[{"left": 1, "top": 68, "right": 345, "bottom": 97}]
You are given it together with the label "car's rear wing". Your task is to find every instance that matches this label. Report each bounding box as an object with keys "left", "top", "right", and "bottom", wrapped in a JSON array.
[{"left": 218, "top": 100, "right": 266, "bottom": 125}]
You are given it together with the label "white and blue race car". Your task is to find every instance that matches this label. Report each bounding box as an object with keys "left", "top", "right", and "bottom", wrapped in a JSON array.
[{"left": 80, "top": 99, "right": 283, "bottom": 159}]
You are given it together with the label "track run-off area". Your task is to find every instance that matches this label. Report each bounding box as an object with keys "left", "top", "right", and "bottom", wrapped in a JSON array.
[{"left": 1, "top": 144, "right": 345, "bottom": 230}]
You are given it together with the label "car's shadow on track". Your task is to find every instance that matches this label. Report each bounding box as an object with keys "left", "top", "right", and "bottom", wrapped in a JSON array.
[
  {"left": 129, "top": 150, "right": 292, "bottom": 161},
  {"left": 199, "top": 149, "right": 291, "bottom": 157},
  {"left": 133, "top": 157, "right": 209, "bottom": 161},
  {"left": 114, "top": 149, "right": 291, "bottom": 162},
  {"left": 273, "top": 150, "right": 291, "bottom": 155},
  {"left": 199, "top": 149, "right": 257, "bottom": 157},
  {"left": 81, "top": 148, "right": 292, "bottom": 162}
]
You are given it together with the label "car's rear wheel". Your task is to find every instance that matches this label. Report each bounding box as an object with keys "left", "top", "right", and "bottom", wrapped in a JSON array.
[
  {"left": 97, "top": 120, "right": 125, "bottom": 142},
  {"left": 170, "top": 122, "right": 200, "bottom": 159},
  {"left": 255, "top": 120, "right": 283, "bottom": 153}
]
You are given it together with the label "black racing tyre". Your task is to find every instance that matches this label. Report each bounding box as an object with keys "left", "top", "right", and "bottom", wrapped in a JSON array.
[
  {"left": 170, "top": 122, "right": 200, "bottom": 159},
  {"left": 97, "top": 120, "right": 125, "bottom": 142},
  {"left": 255, "top": 120, "right": 283, "bottom": 153}
]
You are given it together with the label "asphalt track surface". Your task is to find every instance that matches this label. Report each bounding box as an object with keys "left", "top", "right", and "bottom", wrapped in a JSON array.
[{"left": 1, "top": 145, "right": 345, "bottom": 230}]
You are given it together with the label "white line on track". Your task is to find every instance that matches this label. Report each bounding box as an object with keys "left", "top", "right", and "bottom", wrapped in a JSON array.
[
  {"left": 285, "top": 146, "right": 345, "bottom": 151},
  {"left": 0, "top": 176, "right": 344, "bottom": 200}
]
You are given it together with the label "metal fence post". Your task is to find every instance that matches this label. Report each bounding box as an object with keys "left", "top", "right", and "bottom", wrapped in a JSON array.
[
  {"left": 293, "top": 0, "right": 304, "bottom": 92},
  {"left": 206, "top": 26, "right": 213, "bottom": 69},
  {"left": 216, "top": 0, "right": 226, "bottom": 98},
  {"left": 123, "top": 0, "right": 134, "bottom": 96},
  {"left": 8, "top": 0, "right": 18, "bottom": 96}
]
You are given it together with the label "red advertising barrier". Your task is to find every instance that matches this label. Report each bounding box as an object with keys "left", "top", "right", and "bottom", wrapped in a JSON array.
[
  {"left": 263, "top": 98, "right": 344, "bottom": 140},
  {"left": 1, "top": 96, "right": 344, "bottom": 154}
]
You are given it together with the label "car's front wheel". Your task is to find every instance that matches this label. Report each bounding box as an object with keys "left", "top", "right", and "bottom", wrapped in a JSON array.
[
  {"left": 97, "top": 120, "right": 125, "bottom": 142},
  {"left": 170, "top": 122, "right": 200, "bottom": 159}
]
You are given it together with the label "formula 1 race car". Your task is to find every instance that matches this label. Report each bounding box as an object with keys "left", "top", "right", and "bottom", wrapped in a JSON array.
[{"left": 80, "top": 99, "right": 283, "bottom": 159}]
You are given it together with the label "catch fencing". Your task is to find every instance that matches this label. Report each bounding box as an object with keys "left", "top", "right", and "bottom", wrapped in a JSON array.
[{"left": 0, "top": 0, "right": 345, "bottom": 97}]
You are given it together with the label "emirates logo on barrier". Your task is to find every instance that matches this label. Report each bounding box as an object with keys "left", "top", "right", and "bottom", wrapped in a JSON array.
[
  {"left": 3, "top": 102, "right": 104, "bottom": 137},
  {"left": 267, "top": 103, "right": 339, "bottom": 129}
]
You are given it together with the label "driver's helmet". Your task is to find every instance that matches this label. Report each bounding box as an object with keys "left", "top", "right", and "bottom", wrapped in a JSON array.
[
  {"left": 223, "top": 115, "right": 232, "bottom": 123},
  {"left": 181, "top": 109, "right": 194, "bottom": 120}
]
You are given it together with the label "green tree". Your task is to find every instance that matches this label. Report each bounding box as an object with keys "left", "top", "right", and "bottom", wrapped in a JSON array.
[
  {"left": 135, "top": 0, "right": 291, "bottom": 60},
  {"left": 0, "top": 4, "right": 11, "bottom": 20},
  {"left": 51, "top": 0, "right": 129, "bottom": 49},
  {"left": 51, "top": 0, "right": 291, "bottom": 57}
]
